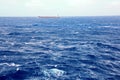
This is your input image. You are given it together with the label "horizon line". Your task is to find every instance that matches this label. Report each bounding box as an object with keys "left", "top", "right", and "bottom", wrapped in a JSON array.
[{"left": 0, "top": 15, "right": 120, "bottom": 17}]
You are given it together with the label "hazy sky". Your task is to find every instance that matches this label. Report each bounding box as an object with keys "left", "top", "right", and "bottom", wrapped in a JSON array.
[{"left": 0, "top": 0, "right": 120, "bottom": 16}]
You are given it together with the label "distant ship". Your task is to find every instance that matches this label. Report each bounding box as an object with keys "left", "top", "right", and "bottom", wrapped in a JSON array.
[{"left": 38, "top": 16, "right": 60, "bottom": 18}]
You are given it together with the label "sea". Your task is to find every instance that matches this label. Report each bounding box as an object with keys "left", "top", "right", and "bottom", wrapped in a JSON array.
[{"left": 0, "top": 16, "right": 120, "bottom": 80}]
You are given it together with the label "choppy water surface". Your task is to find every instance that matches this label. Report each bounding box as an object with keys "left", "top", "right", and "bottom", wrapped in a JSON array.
[{"left": 0, "top": 17, "right": 120, "bottom": 80}]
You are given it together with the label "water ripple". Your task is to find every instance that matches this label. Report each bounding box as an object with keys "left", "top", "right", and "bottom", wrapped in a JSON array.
[{"left": 0, "top": 17, "right": 120, "bottom": 80}]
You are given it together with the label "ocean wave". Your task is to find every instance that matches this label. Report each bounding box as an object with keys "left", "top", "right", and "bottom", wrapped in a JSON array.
[{"left": 0, "top": 17, "right": 120, "bottom": 80}]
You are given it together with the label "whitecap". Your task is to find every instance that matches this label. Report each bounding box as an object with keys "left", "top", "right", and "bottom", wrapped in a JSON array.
[
  {"left": 0, "top": 63, "right": 21, "bottom": 67},
  {"left": 25, "top": 41, "right": 42, "bottom": 45},
  {"left": 101, "top": 26, "right": 120, "bottom": 29},
  {"left": 43, "top": 68, "right": 65, "bottom": 77},
  {"left": 50, "top": 68, "right": 65, "bottom": 77},
  {"left": 57, "top": 45, "right": 75, "bottom": 49}
]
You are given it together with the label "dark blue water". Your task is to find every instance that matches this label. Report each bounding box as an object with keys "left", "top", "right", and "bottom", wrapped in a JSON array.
[{"left": 0, "top": 16, "right": 120, "bottom": 80}]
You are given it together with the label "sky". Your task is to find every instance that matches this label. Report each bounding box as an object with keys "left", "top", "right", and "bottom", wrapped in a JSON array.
[{"left": 0, "top": 0, "right": 120, "bottom": 16}]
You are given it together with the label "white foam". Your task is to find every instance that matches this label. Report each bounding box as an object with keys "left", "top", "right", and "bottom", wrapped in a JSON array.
[
  {"left": 57, "top": 44, "right": 75, "bottom": 49},
  {"left": 103, "top": 26, "right": 111, "bottom": 28},
  {"left": 101, "top": 26, "right": 120, "bottom": 28},
  {"left": 50, "top": 68, "right": 65, "bottom": 77},
  {"left": 43, "top": 68, "right": 65, "bottom": 77},
  {"left": 16, "top": 67, "right": 20, "bottom": 71},
  {"left": 75, "top": 31, "right": 79, "bottom": 34},
  {"left": 25, "top": 41, "right": 42, "bottom": 45},
  {"left": 0, "top": 63, "right": 21, "bottom": 67}
]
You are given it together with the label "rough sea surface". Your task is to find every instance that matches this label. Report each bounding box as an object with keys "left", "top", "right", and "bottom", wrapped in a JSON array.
[{"left": 0, "top": 16, "right": 120, "bottom": 80}]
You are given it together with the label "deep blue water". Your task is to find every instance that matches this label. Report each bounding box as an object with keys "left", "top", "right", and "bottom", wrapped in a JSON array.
[{"left": 0, "top": 16, "right": 120, "bottom": 80}]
